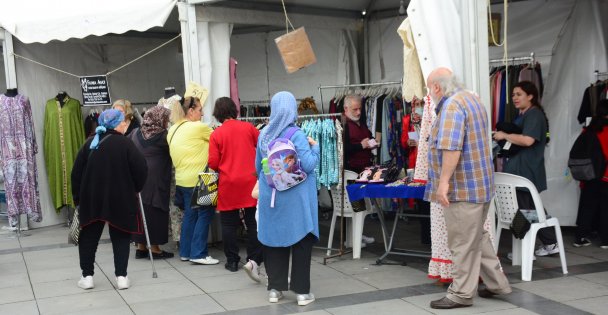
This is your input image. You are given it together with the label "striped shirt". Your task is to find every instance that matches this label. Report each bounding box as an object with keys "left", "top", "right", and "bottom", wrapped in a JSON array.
[{"left": 424, "top": 89, "right": 494, "bottom": 203}]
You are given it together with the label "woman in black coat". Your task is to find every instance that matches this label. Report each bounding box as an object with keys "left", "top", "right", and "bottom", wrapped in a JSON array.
[
  {"left": 129, "top": 106, "right": 173, "bottom": 258},
  {"left": 71, "top": 109, "right": 147, "bottom": 291}
]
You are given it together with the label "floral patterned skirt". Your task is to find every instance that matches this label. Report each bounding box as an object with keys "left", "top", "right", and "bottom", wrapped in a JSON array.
[{"left": 428, "top": 202, "right": 498, "bottom": 283}]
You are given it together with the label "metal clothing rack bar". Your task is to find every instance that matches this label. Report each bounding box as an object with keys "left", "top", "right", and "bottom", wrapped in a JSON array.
[
  {"left": 595, "top": 70, "right": 608, "bottom": 80},
  {"left": 318, "top": 80, "right": 403, "bottom": 114},
  {"left": 237, "top": 116, "right": 269, "bottom": 122},
  {"left": 489, "top": 52, "right": 535, "bottom": 64},
  {"left": 298, "top": 113, "right": 342, "bottom": 120}
]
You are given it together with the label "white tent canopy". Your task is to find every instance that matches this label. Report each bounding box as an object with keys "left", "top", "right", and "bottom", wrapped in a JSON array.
[{"left": 0, "top": 0, "right": 176, "bottom": 44}]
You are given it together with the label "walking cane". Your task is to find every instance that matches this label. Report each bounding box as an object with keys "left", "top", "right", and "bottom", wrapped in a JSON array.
[{"left": 137, "top": 193, "right": 158, "bottom": 278}]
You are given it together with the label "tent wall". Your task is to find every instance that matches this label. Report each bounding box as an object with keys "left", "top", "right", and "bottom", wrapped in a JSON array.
[
  {"left": 368, "top": 17, "right": 404, "bottom": 83},
  {"left": 13, "top": 36, "right": 184, "bottom": 227},
  {"left": 489, "top": 0, "right": 608, "bottom": 226},
  {"left": 231, "top": 28, "right": 360, "bottom": 110}
]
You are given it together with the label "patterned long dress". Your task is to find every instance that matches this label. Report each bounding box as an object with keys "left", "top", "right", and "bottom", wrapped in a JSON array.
[
  {"left": 413, "top": 95, "right": 498, "bottom": 283},
  {"left": 0, "top": 94, "right": 42, "bottom": 224}
]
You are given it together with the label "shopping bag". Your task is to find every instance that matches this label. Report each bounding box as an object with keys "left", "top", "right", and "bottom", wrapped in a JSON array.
[
  {"left": 191, "top": 166, "right": 218, "bottom": 207},
  {"left": 274, "top": 27, "right": 317, "bottom": 73}
]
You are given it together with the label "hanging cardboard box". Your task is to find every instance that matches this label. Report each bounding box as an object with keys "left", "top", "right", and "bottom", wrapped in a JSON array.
[{"left": 274, "top": 27, "right": 317, "bottom": 74}]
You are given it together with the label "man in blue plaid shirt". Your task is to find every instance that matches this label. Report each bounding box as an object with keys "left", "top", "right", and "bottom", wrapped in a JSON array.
[{"left": 425, "top": 68, "right": 511, "bottom": 309}]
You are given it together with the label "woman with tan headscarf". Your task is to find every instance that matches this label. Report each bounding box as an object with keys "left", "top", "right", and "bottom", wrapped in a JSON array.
[{"left": 129, "top": 106, "right": 174, "bottom": 259}]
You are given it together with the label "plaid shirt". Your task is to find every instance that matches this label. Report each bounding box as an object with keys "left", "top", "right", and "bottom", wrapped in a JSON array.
[{"left": 424, "top": 89, "right": 494, "bottom": 203}]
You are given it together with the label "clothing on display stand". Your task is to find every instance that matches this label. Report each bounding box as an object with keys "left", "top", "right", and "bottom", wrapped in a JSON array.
[
  {"left": 44, "top": 93, "right": 86, "bottom": 212},
  {"left": 489, "top": 53, "right": 543, "bottom": 130},
  {"left": 0, "top": 90, "right": 43, "bottom": 226},
  {"left": 578, "top": 71, "right": 608, "bottom": 125}
]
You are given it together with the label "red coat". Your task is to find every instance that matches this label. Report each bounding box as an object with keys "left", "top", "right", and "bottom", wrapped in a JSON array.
[{"left": 208, "top": 120, "right": 259, "bottom": 211}]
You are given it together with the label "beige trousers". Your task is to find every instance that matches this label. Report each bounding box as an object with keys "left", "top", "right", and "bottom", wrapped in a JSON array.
[{"left": 444, "top": 202, "right": 511, "bottom": 305}]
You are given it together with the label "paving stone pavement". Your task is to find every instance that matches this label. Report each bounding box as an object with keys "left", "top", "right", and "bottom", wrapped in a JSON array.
[{"left": 0, "top": 217, "right": 607, "bottom": 315}]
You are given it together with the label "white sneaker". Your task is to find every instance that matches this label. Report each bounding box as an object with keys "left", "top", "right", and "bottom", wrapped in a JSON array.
[
  {"left": 116, "top": 276, "right": 130, "bottom": 290},
  {"left": 361, "top": 235, "right": 375, "bottom": 244},
  {"left": 180, "top": 257, "right": 189, "bottom": 261},
  {"left": 190, "top": 256, "right": 219, "bottom": 265},
  {"left": 535, "top": 244, "right": 560, "bottom": 257},
  {"left": 77, "top": 276, "right": 94, "bottom": 290},
  {"left": 296, "top": 293, "right": 315, "bottom": 306},
  {"left": 243, "top": 260, "right": 261, "bottom": 283},
  {"left": 268, "top": 289, "right": 283, "bottom": 303}
]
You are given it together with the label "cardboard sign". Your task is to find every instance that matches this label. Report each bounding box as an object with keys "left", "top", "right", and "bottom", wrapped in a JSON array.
[
  {"left": 79, "top": 75, "right": 111, "bottom": 106},
  {"left": 184, "top": 81, "right": 209, "bottom": 104},
  {"left": 274, "top": 27, "right": 317, "bottom": 74}
]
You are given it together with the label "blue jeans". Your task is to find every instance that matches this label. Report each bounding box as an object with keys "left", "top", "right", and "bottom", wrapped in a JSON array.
[{"left": 176, "top": 186, "right": 215, "bottom": 259}]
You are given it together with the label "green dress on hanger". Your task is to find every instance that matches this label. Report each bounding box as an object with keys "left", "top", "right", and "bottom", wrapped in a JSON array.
[{"left": 44, "top": 95, "right": 85, "bottom": 211}]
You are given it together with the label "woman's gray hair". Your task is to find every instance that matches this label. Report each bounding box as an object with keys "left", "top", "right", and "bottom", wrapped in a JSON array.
[
  {"left": 432, "top": 74, "right": 463, "bottom": 95},
  {"left": 344, "top": 95, "right": 362, "bottom": 109}
]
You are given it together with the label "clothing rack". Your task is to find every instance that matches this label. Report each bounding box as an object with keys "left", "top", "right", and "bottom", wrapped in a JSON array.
[
  {"left": 318, "top": 81, "right": 402, "bottom": 114},
  {"left": 595, "top": 70, "right": 608, "bottom": 80},
  {"left": 237, "top": 116, "right": 269, "bottom": 122},
  {"left": 297, "top": 113, "right": 342, "bottom": 120},
  {"left": 489, "top": 52, "right": 535, "bottom": 65}
]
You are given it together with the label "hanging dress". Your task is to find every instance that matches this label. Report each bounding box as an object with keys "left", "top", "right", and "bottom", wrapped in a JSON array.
[
  {"left": 0, "top": 94, "right": 42, "bottom": 223},
  {"left": 43, "top": 96, "right": 85, "bottom": 211}
]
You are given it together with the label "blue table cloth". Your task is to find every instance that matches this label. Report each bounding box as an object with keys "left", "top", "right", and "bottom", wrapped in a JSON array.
[{"left": 346, "top": 183, "right": 426, "bottom": 201}]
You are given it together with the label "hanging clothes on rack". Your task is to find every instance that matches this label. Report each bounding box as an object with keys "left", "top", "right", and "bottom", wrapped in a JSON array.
[
  {"left": 578, "top": 78, "right": 608, "bottom": 124},
  {"left": 300, "top": 117, "right": 339, "bottom": 189},
  {"left": 44, "top": 94, "right": 86, "bottom": 211},
  {"left": 489, "top": 62, "right": 544, "bottom": 129},
  {"left": 0, "top": 93, "right": 42, "bottom": 224}
]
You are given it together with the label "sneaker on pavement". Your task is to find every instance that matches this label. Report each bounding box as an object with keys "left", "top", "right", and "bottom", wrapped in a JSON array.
[
  {"left": 116, "top": 276, "right": 130, "bottom": 290},
  {"left": 243, "top": 260, "right": 261, "bottom": 283},
  {"left": 77, "top": 276, "right": 94, "bottom": 290},
  {"left": 573, "top": 238, "right": 592, "bottom": 247},
  {"left": 535, "top": 243, "right": 560, "bottom": 256},
  {"left": 268, "top": 289, "right": 283, "bottom": 303},
  {"left": 361, "top": 235, "right": 375, "bottom": 244},
  {"left": 600, "top": 244, "right": 608, "bottom": 249},
  {"left": 190, "top": 256, "right": 219, "bottom": 265},
  {"left": 296, "top": 293, "right": 315, "bottom": 306},
  {"left": 180, "top": 257, "right": 189, "bottom": 261}
]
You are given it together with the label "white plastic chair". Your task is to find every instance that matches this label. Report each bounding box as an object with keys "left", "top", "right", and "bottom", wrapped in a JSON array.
[
  {"left": 493, "top": 172, "right": 568, "bottom": 281},
  {"left": 327, "top": 170, "right": 374, "bottom": 259}
]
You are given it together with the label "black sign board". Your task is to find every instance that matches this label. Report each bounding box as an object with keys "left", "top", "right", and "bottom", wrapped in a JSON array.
[{"left": 79, "top": 75, "right": 111, "bottom": 106}]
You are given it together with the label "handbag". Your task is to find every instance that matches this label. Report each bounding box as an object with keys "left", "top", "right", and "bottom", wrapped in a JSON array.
[
  {"left": 191, "top": 166, "right": 219, "bottom": 207},
  {"left": 68, "top": 207, "right": 80, "bottom": 245},
  {"left": 510, "top": 209, "right": 531, "bottom": 239}
]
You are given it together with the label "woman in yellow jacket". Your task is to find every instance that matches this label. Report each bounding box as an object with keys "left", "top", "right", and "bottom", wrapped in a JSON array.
[{"left": 167, "top": 97, "right": 218, "bottom": 265}]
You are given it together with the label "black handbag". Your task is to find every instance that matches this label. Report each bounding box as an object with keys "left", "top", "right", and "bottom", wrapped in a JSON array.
[{"left": 510, "top": 210, "right": 531, "bottom": 239}]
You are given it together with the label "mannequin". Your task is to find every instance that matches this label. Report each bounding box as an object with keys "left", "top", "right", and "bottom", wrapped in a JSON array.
[
  {"left": 56, "top": 91, "right": 68, "bottom": 107},
  {"left": 164, "top": 87, "right": 176, "bottom": 98},
  {"left": 5, "top": 88, "right": 18, "bottom": 97}
]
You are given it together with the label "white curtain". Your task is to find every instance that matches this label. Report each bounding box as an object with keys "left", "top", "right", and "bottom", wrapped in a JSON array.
[
  {"left": 197, "top": 22, "right": 232, "bottom": 124},
  {"left": 542, "top": 0, "right": 608, "bottom": 225}
]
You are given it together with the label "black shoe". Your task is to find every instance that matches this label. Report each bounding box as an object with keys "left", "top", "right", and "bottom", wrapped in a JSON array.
[
  {"left": 477, "top": 288, "right": 498, "bottom": 298},
  {"left": 152, "top": 250, "right": 174, "bottom": 259},
  {"left": 135, "top": 250, "right": 148, "bottom": 259},
  {"left": 225, "top": 261, "right": 239, "bottom": 272},
  {"left": 429, "top": 297, "right": 471, "bottom": 309},
  {"left": 573, "top": 238, "right": 592, "bottom": 247}
]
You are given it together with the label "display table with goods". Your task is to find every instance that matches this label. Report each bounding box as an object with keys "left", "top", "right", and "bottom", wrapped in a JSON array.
[{"left": 346, "top": 180, "right": 429, "bottom": 265}]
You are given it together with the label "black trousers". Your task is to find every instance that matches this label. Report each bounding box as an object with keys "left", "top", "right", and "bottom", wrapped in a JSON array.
[
  {"left": 575, "top": 180, "right": 608, "bottom": 244},
  {"left": 79, "top": 220, "right": 131, "bottom": 277},
  {"left": 417, "top": 200, "right": 431, "bottom": 245},
  {"left": 516, "top": 189, "right": 557, "bottom": 245},
  {"left": 220, "top": 207, "right": 263, "bottom": 265},
  {"left": 264, "top": 233, "right": 315, "bottom": 294}
]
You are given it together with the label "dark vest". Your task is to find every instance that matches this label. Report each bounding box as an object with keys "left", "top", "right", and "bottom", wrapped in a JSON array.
[{"left": 346, "top": 119, "right": 372, "bottom": 172}]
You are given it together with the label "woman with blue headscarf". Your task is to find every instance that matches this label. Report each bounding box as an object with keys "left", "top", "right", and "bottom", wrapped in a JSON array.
[
  {"left": 71, "top": 109, "right": 148, "bottom": 291},
  {"left": 255, "top": 91, "right": 320, "bottom": 306}
]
